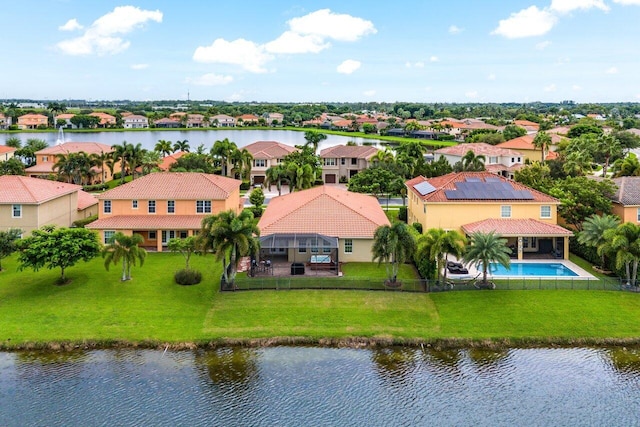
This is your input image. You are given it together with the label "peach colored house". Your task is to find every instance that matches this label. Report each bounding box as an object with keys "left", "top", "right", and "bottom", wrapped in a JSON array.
[
  {"left": 609, "top": 177, "right": 640, "bottom": 224},
  {"left": 244, "top": 141, "right": 297, "bottom": 185},
  {"left": 87, "top": 172, "right": 242, "bottom": 251},
  {"left": 319, "top": 144, "right": 379, "bottom": 183},
  {"left": 89, "top": 112, "right": 117, "bottom": 127},
  {"left": 0, "top": 145, "right": 16, "bottom": 162},
  {"left": 17, "top": 113, "right": 48, "bottom": 129},
  {"left": 25, "top": 142, "right": 117, "bottom": 184},
  {"left": 497, "top": 134, "right": 563, "bottom": 163},
  {"left": 158, "top": 151, "right": 187, "bottom": 171},
  {"left": 435, "top": 143, "right": 524, "bottom": 179},
  {"left": 0, "top": 175, "right": 98, "bottom": 235},
  {"left": 406, "top": 172, "right": 571, "bottom": 260},
  {"left": 54, "top": 113, "right": 77, "bottom": 128},
  {"left": 257, "top": 185, "right": 390, "bottom": 266},
  {"left": 236, "top": 114, "right": 260, "bottom": 126}
]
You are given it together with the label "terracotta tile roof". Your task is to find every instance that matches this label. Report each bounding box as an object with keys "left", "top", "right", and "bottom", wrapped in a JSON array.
[
  {"left": 55, "top": 113, "right": 76, "bottom": 120},
  {"left": 514, "top": 120, "right": 540, "bottom": 129},
  {"left": 77, "top": 190, "right": 98, "bottom": 210},
  {"left": 258, "top": 185, "right": 390, "bottom": 238},
  {"left": 97, "top": 172, "right": 241, "bottom": 200},
  {"left": 25, "top": 162, "right": 55, "bottom": 173},
  {"left": 498, "top": 134, "right": 564, "bottom": 151},
  {"left": 611, "top": 177, "right": 640, "bottom": 206},
  {"left": 462, "top": 218, "right": 572, "bottom": 236},
  {"left": 36, "top": 142, "right": 114, "bottom": 155},
  {"left": 332, "top": 119, "right": 353, "bottom": 127},
  {"left": 405, "top": 171, "right": 559, "bottom": 203},
  {"left": 154, "top": 117, "right": 180, "bottom": 125},
  {"left": 0, "top": 145, "right": 17, "bottom": 154},
  {"left": 87, "top": 215, "right": 204, "bottom": 230},
  {"left": 89, "top": 112, "right": 116, "bottom": 124},
  {"left": 158, "top": 151, "right": 187, "bottom": 171},
  {"left": 485, "top": 163, "right": 523, "bottom": 173},
  {"left": 319, "top": 144, "right": 379, "bottom": 159},
  {"left": 435, "top": 142, "right": 522, "bottom": 157},
  {"left": 18, "top": 114, "right": 47, "bottom": 124},
  {"left": 0, "top": 175, "right": 81, "bottom": 204},
  {"left": 237, "top": 114, "right": 259, "bottom": 121},
  {"left": 244, "top": 141, "right": 297, "bottom": 159}
]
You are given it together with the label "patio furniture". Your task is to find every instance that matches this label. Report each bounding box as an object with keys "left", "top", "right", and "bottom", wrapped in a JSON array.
[{"left": 291, "top": 263, "right": 305, "bottom": 275}]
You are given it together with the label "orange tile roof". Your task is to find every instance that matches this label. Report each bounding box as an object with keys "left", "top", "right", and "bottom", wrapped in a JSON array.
[
  {"left": 158, "top": 151, "right": 187, "bottom": 171},
  {"left": 97, "top": 172, "right": 241, "bottom": 200},
  {"left": 0, "top": 145, "right": 17, "bottom": 154},
  {"left": 0, "top": 175, "right": 81, "bottom": 204},
  {"left": 435, "top": 142, "right": 522, "bottom": 157},
  {"left": 36, "top": 142, "right": 114, "bottom": 156},
  {"left": 244, "top": 141, "right": 297, "bottom": 159},
  {"left": 25, "top": 162, "right": 55, "bottom": 173},
  {"left": 406, "top": 171, "right": 559, "bottom": 203},
  {"left": 89, "top": 112, "right": 116, "bottom": 124},
  {"left": 462, "top": 218, "right": 572, "bottom": 236},
  {"left": 87, "top": 215, "right": 204, "bottom": 230},
  {"left": 77, "top": 190, "right": 98, "bottom": 210},
  {"left": 55, "top": 113, "right": 76, "bottom": 120},
  {"left": 514, "top": 120, "right": 540, "bottom": 128},
  {"left": 18, "top": 113, "right": 47, "bottom": 124},
  {"left": 319, "top": 145, "right": 379, "bottom": 159},
  {"left": 237, "top": 114, "right": 259, "bottom": 121},
  {"left": 258, "top": 185, "right": 390, "bottom": 238}
]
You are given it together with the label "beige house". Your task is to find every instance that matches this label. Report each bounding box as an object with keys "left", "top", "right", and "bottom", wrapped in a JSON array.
[
  {"left": 609, "top": 177, "right": 640, "bottom": 224},
  {"left": 0, "top": 145, "right": 16, "bottom": 162},
  {"left": 17, "top": 113, "right": 48, "bottom": 129},
  {"left": 0, "top": 175, "right": 98, "bottom": 235},
  {"left": 87, "top": 172, "right": 242, "bottom": 251},
  {"left": 123, "top": 115, "right": 149, "bottom": 129},
  {"left": 89, "top": 112, "right": 117, "bottom": 127},
  {"left": 319, "top": 145, "right": 379, "bottom": 183},
  {"left": 54, "top": 113, "right": 77, "bottom": 128},
  {"left": 257, "top": 185, "right": 390, "bottom": 267},
  {"left": 0, "top": 113, "right": 11, "bottom": 129},
  {"left": 210, "top": 114, "right": 236, "bottom": 127},
  {"left": 406, "top": 172, "right": 571, "bottom": 260},
  {"left": 497, "top": 134, "right": 563, "bottom": 163},
  {"left": 244, "top": 141, "right": 298, "bottom": 185}
]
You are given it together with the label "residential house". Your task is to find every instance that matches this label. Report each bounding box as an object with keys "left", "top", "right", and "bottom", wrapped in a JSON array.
[
  {"left": 257, "top": 185, "right": 390, "bottom": 266},
  {"left": 405, "top": 172, "right": 570, "bottom": 259},
  {"left": 54, "top": 113, "right": 77, "bottom": 128},
  {"left": 87, "top": 172, "right": 242, "bottom": 251},
  {"left": 210, "top": 114, "right": 236, "bottom": 127},
  {"left": 0, "top": 175, "right": 97, "bottom": 235},
  {"left": 608, "top": 177, "right": 640, "bottom": 224},
  {"left": 434, "top": 142, "right": 524, "bottom": 179},
  {"left": 89, "top": 112, "right": 117, "bottom": 128},
  {"left": 25, "top": 142, "right": 117, "bottom": 184},
  {"left": 264, "top": 112, "right": 284, "bottom": 126},
  {"left": 0, "top": 145, "right": 16, "bottom": 162},
  {"left": 17, "top": 113, "right": 48, "bottom": 129},
  {"left": 236, "top": 114, "right": 260, "bottom": 126},
  {"left": 497, "top": 134, "right": 563, "bottom": 163},
  {"left": 319, "top": 144, "right": 379, "bottom": 183},
  {"left": 514, "top": 120, "right": 540, "bottom": 133},
  {"left": 123, "top": 115, "right": 149, "bottom": 129},
  {"left": 157, "top": 151, "right": 187, "bottom": 171},
  {"left": 186, "top": 114, "right": 205, "bottom": 128},
  {"left": 244, "top": 141, "right": 298, "bottom": 185},
  {"left": 153, "top": 117, "right": 181, "bottom": 128},
  {"left": 0, "top": 113, "right": 12, "bottom": 130}
]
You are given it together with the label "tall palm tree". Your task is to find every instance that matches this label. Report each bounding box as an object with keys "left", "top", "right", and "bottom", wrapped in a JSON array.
[
  {"left": 462, "top": 231, "right": 511, "bottom": 288},
  {"left": 90, "top": 151, "right": 110, "bottom": 183},
  {"left": 532, "top": 131, "right": 552, "bottom": 163},
  {"left": 265, "top": 164, "right": 288, "bottom": 195},
  {"left": 372, "top": 222, "right": 416, "bottom": 285},
  {"left": 286, "top": 162, "right": 314, "bottom": 192},
  {"left": 613, "top": 153, "right": 640, "bottom": 177},
  {"left": 102, "top": 232, "right": 147, "bottom": 281},
  {"left": 371, "top": 148, "right": 395, "bottom": 166},
  {"left": 230, "top": 148, "right": 253, "bottom": 180},
  {"left": 174, "top": 139, "right": 190, "bottom": 153},
  {"left": 111, "top": 142, "right": 131, "bottom": 184},
  {"left": 211, "top": 138, "right": 237, "bottom": 176},
  {"left": 460, "top": 150, "right": 486, "bottom": 171},
  {"left": 303, "top": 131, "right": 327, "bottom": 153},
  {"left": 563, "top": 150, "right": 593, "bottom": 176},
  {"left": 139, "top": 150, "right": 161, "bottom": 175},
  {"left": 126, "top": 143, "right": 145, "bottom": 179},
  {"left": 596, "top": 134, "right": 622, "bottom": 177},
  {"left": 601, "top": 222, "right": 640, "bottom": 286},
  {"left": 417, "top": 228, "right": 466, "bottom": 283},
  {"left": 577, "top": 214, "right": 620, "bottom": 268},
  {"left": 199, "top": 210, "right": 260, "bottom": 290},
  {"left": 155, "top": 140, "right": 174, "bottom": 157}
]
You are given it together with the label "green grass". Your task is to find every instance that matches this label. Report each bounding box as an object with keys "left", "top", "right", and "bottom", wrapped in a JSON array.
[
  {"left": 105, "top": 175, "right": 133, "bottom": 189},
  {"left": 2, "top": 253, "right": 640, "bottom": 348}
]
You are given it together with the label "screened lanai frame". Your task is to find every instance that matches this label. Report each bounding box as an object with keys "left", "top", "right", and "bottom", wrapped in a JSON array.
[{"left": 256, "top": 233, "right": 340, "bottom": 275}]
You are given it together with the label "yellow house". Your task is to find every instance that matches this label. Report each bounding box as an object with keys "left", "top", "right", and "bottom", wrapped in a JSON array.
[
  {"left": 609, "top": 177, "right": 640, "bottom": 223},
  {"left": 0, "top": 175, "right": 98, "bottom": 235},
  {"left": 406, "top": 172, "right": 571, "bottom": 260},
  {"left": 87, "top": 172, "right": 242, "bottom": 251},
  {"left": 0, "top": 145, "right": 16, "bottom": 162},
  {"left": 497, "top": 134, "right": 564, "bottom": 164}
]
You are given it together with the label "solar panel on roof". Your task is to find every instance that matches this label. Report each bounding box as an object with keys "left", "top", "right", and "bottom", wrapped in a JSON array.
[
  {"left": 465, "top": 177, "right": 481, "bottom": 182},
  {"left": 485, "top": 177, "right": 502, "bottom": 182},
  {"left": 445, "top": 181, "right": 534, "bottom": 200},
  {"left": 414, "top": 181, "right": 437, "bottom": 196}
]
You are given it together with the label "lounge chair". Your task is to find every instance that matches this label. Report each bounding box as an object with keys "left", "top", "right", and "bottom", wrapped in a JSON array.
[{"left": 447, "top": 265, "right": 469, "bottom": 275}]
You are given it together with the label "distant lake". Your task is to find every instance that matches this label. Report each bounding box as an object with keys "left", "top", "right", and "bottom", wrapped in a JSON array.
[
  {"left": 1, "top": 346, "right": 640, "bottom": 426},
  {"left": 0, "top": 130, "right": 380, "bottom": 152}
]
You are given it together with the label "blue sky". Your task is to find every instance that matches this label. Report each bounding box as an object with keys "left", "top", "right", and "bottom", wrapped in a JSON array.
[{"left": 4, "top": 0, "right": 640, "bottom": 103}]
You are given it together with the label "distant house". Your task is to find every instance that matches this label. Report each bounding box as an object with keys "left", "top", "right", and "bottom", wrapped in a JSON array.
[
  {"left": 210, "top": 114, "right": 236, "bottom": 127},
  {"left": 236, "top": 114, "right": 260, "bottom": 126},
  {"left": 264, "top": 112, "right": 284, "bottom": 125},
  {"left": 153, "top": 117, "right": 181, "bottom": 128},
  {"left": 608, "top": 177, "right": 640, "bottom": 224},
  {"left": 186, "top": 114, "right": 205, "bottom": 128},
  {"left": 244, "top": 141, "right": 298, "bottom": 185},
  {"left": 89, "top": 112, "right": 117, "bottom": 128},
  {"left": 17, "top": 113, "right": 48, "bottom": 129},
  {"left": 0, "top": 113, "right": 12, "bottom": 130},
  {"left": 497, "top": 134, "right": 563, "bottom": 163},
  {"left": 0, "top": 175, "right": 97, "bottom": 235},
  {"left": 0, "top": 145, "right": 16, "bottom": 162},
  {"left": 87, "top": 172, "right": 242, "bottom": 251},
  {"left": 157, "top": 151, "right": 187, "bottom": 171},
  {"left": 513, "top": 120, "right": 540, "bottom": 133},
  {"left": 257, "top": 185, "right": 390, "bottom": 265},
  {"left": 123, "top": 115, "right": 149, "bottom": 129},
  {"left": 319, "top": 144, "right": 379, "bottom": 183},
  {"left": 434, "top": 142, "right": 524, "bottom": 179},
  {"left": 54, "top": 113, "right": 77, "bottom": 129}
]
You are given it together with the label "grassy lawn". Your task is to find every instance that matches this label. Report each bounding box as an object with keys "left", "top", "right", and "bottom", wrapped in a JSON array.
[{"left": 2, "top": 253, "right": 640, "bottom": 348}]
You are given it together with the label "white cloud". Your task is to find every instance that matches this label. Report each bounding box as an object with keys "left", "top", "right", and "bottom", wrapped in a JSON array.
[
  {"left": 449, "top": 25, "right": 463, "bottom": 34},
  {"left": 544, "top": 83, "right": 557, "bottom": 92},
  {"left": 614, "top": 0, "right": 640, "bottom": 4},
  {"left": 550, "top": 0, "right": 609, "bottom": 14},
  {"left": 288, "top": 9, "right": 376, "bottom": 42},
  {"left": 337, "top": 59, "right": 361, "bottom": 74},
  {"left": 130, "top": 64, "right": 148, "bottom": 70},
  {"left": 414, "top": 61, "right": 425, "bottom": 68},
  {"left": 491, "top": 6, "right": 558, "bottom": 38},
  {"left": 488, "top": 73, "right": 496, "bottom": 81},
  {"left": 186, "top": 73, "right": 234, "bottom": 86},
  {"left": 536, "top": 40, "right": 552, "bottom": 50},
  {"left": 363, "top": 90, "right": 376, "bottom": 97},
  {"left": 226, "top": 92, "right": 243, "bottom": 102},
  {"left": 193, "top": 38, "right": 273, "bottom": 73},
  {"left": 264, "top": 31, "right": 329, "bottom": 54},
  {"left": 606, "top": 66, "right": 619, "bottom": 74},
  {"left": 572, "top": 85, "right": 583, "bottom": 90},
  {"left": 59, "top": 19, "right": 83, "bottom": 31},
  {"left": 430, "top": 56, "right": 439, "bottom": 62},
  {"left": 465, "top": 90, "right": 478, "bottom": 99},
  {"left": 405, "top": 62, "right": 412, "bottom": 68},
  {"left": 57, "top": 6, "right": 162, "bottom": 56}
]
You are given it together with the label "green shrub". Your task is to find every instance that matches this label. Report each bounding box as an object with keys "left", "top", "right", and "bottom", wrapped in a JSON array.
[
  {"left": 250, "top": 206, "right": 263, "bottom": 218},
  {"left": 73, "top": 214, "right": 98, "bottom": 228},
  {"left": 240, "top": 181, "right": 251, "bottom": 190},
  {"left": 398, "top": 206, "right": 407, "bottom": 222},
  {"left": 339, "top": 176, "right": 348, "bottom": 183},
  {"left": 314, "top": 179, "right": 324, "bottom": 186},
  {"left": 82, "top": 183, "right": 108, "bottom": 192},
  {"left": 113, "top": 172, "right": 122, "bottom": 180},
  {"left": 174, "top": 268, "right": 202, "bottom": 286},
  {"left": 412, "top": 222, "right": 423, "bottom": 233}
]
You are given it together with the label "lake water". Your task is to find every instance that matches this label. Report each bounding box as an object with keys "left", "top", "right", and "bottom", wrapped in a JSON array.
[
  {"left": 1, "top": 346, "right": 639, "bottom": 426},
  {"left": 0, "top": 130, "right": 378, "bottom": 152}
]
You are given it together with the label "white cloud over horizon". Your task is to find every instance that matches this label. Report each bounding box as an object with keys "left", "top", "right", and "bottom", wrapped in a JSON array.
[
  {"left": 59, "top": 19, "right": 83, "bottom": 31},
  {"left": 337, "top": 59, "right": 361, "bottom": 74},
  {"left": 549, "top": 0, "right": 609, "bottom": 14},
  {"left": 448, "top": 25, "right": 463, "bottom": 34},
  {"left": 491, "top": 6, "right": 557, "bottom": 38}
]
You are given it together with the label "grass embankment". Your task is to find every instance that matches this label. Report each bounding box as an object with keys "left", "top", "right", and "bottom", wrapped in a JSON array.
[{"left": 2, "top": 253, "right": 640, "bottom": 350}]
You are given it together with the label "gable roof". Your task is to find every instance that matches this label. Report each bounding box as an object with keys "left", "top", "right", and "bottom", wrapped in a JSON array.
[
  {"left": 435, "top": 142, "right": 521, "bottom": 158},
  {"left": 244, "top": 141, "right": 297, "bottom": 159},
  {"left": 258, "top": 185, "right": 390, "bottom": 238},
  {"left": 405, "top": 172, "right": 558, "bottom": 203},
  {"left": 462, "top": 218, "right": 572, "bottom": 236},
  {"left": 0, "top": 145, "right": 17, "bottom": 155},
  {"left": 319, "top": 144, "right": 379, "bottom": 159},
  {"left": 77, "top": 190, "right": 99, "bottom": 210},
  {"left": 0, "top": 175, "right": 81, "bottom": 204},
  {"left": 36, "top": 142, "right": 113, "bottom": 156},
  {"left": 611, "top": 177, "right": 640, "bottom": 206},
  {"left": 158, "top": 151, "right": 187, "bottom": 171},
  {"left": 96, "top": 172, "right": 241, "bottom": 200}
]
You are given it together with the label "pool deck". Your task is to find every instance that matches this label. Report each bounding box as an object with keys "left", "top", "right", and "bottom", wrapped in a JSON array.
[{"left": 446, "top": 259, "right": 596, "bottom": 280}]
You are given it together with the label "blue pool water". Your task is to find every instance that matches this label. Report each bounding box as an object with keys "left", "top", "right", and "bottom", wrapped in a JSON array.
[{"left": 489, "top": 262, "right": 579, "bottom": 277}]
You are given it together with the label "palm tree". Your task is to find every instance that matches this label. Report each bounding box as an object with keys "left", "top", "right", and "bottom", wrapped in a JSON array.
[
  {"left": 417, "top": 228, "right": 466, "bottom": 283},
  {"left": 577, "top": 214, "right": 620, "bottom": 269},
  {"left": 303, "top": 131, "right": 327, "bottom": 153},
  {"left": 460, "top": 150, "right": 486, "bottom": 171},
  {"left": 601, "top": 223, "right": 640, "bottom": 286},
  {"left": 102, "top": 232, "right": 147, "bottom": 281},
  {"left": 139, "top": 150, "right": 161, "bottom": 175},
  {"left": 372, "top": 222, "right": 416, "bottom": 286},
  {"left": 596, "top": 134, "right": 622, "bottom": 177},
  {"left": 613, "top": 153, "right": 640, "bottom": 177},
  {"left": 532, "top": 131, "right": 552, "bottom": 163},
  {"left": 126, "top": 143, "right": 144, "bottom": 179},
  {"left": 231, "top": 148, "right": 253, "bottom": 180},
  {"left": 155, "top": 140, "right": 174, "bottom": 157},
  {"left": 211, "top": 138, "right": 237, "bottom": 176},
  {"left": 563, "top": 150, "right": 593, "bottom": 176},
  {"left": 265, "top": 164, "right": 288, "bottom": 195},
  {"left": 111, "top": 142, "right": 131, "bottom": 184},
  {"left": 462, "top": 231, "right": 511, "bottom": 288},
  {"left": 371, "top": 148, "right": 395, "bottom": 167},
  {"left": 174, "top": 139, "right": 190, "bottom": 153},
  {"left": 286, "top": 162, "right": 314, "bottom": 192},
  {"left": 199, "top": 210, "right": 260, "bottom": 290}
]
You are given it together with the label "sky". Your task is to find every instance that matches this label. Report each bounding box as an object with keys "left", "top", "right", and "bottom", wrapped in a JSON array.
[{"left": 3, "top": 0, "right": 640, "bottom": 103}]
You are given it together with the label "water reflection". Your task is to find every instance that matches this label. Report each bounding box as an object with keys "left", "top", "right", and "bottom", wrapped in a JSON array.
[{"left": 195, "top": 347, "right": 259, "bottom": 392}]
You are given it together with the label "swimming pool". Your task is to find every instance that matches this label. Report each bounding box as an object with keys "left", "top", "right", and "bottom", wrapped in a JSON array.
[{"left": 489, "top": 262, "right": 579, "bottom": 277}]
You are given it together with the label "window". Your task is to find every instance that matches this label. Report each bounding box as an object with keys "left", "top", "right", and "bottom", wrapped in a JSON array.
[
  {"left": 148, "top": 231, "right": 157, "bottom": 240},
  {"left": 103, "top": 200, "right": 112, "bottom": 214},
  {"left": 299, "top": 239, "right": 307, "bottom": 253},
  {"left": 132, "top": 200, "right": 138, "bottom": 209},
  {"left": 489, "top": 156, "right": 498, "bottom": 164},
  {"left": 12, "top": 204, "right": 21, "bottom": 218},
  {"left": 196, "top": 200, "right": 211, "bottom": 213},
  {"left": 351, "top": 158, "right": 357, "bottom": 165},
  {"left": 167, "top": 200, "right": 175, "bottom": 214},
  {"left": 323, "top": 245, "right": 331, "bottom": 254},
  {"left": 341, "top": 158, "right": 346, "bottom": 165},
  {"left": 42, "top": 156, "right": 48, "bottom": 162},
  {"left": 501, "top": 205, "right": 512, "bottom": 218},
  {"left": 517, "top": 157, "right": 522, "bottom": 163},
  {"left": 324, "top": 158, "right": 336, "bottom": 166},
  {"left": 148, "top": 200, "right": 156, "bottom": 214},
  {"left": 254, "top": 159, "right": 266, "bottom": 167},
  {"left": 180, "top": 231, "right": 188, "bottom": 238},
  {"left": 104, "top": 230, "right": 115, "bottom": 244},
  {"left": 540, "top": 205, "right": 551, "bottom": 219},
  {"left": 637, "top": 208, "right": 640, "bottom": 222},
  {"left": 344, "top": 239, "right": 353, "bottom": 254},
  {"left": 311, "top": 246, "right": 319, "bottom": 253}
]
